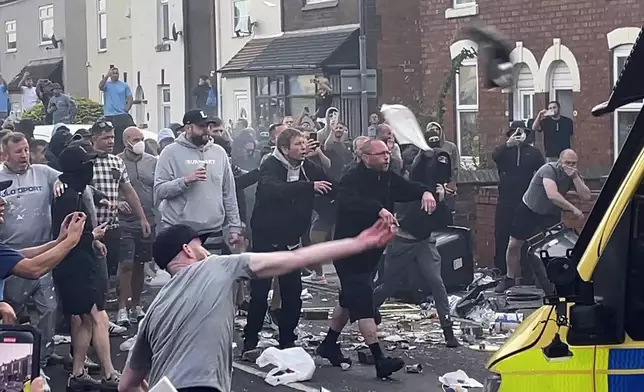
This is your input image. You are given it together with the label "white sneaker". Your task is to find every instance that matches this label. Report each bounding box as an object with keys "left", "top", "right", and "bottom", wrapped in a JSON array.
[
  {"left": 119, "top": 335, "right": 137, "bottom": 352},
  {"left": 301, "top": 271, "right": 328, "bottom": 284},
  {"left": 108, "top": 321, "right": 127, "bottom": 336},
  {"left": 147, "top": 270, "right": 171, "bottom": 287},
  {"left": 130, "top": 306, "right": 146, "bottom": 322},
  {"left": 117, "top": 308, "right": 130, "bottom": 327}
]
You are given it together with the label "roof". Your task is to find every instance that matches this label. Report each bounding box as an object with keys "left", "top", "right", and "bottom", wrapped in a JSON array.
[
  {"left": 219, "top": 27, "right": 359, "bottom": 73},
  {"left": 592, "top": 27, "right": 643, "bottom": 116},
  {"left": 7, "top": 57, "right": 64, "bottom": 92}
]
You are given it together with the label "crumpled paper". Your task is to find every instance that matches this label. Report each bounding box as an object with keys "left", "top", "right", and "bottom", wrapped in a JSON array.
[{"left": 438, "top": 369, "right": 484, "bottom": 389}]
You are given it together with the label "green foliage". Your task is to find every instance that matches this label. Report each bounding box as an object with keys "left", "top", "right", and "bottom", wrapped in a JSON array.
[{"left": 21, "top": 97, "right": 103, "bottom": 125}]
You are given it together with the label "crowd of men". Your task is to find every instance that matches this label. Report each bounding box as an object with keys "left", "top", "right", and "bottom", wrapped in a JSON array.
[{"left": 0, "top": 65, "right": 593, "bottom": 392}]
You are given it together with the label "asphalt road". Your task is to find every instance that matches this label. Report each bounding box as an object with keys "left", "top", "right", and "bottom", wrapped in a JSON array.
[{"left": 45, "top": 283, "right": 491, "bottom": 392}]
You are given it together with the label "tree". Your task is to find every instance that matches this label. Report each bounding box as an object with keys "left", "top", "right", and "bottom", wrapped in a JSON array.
[{"left": 21, "top": 97, "right": 103, "bottom": 124}]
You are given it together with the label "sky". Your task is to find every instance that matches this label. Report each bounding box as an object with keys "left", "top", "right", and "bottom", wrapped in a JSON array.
[{"left": 0, "top": 343, "right": 32, "bottom": 366}]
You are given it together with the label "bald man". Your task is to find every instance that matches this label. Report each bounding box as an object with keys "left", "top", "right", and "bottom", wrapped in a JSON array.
[
  {"left": 495, "top": 149, "right": 591, "bottom": 293},
  {"left": 375, "top": 124, "right": 403, "bottom": 173},
  {"left": 116, "top": 127, "right": 158, "bottom": 326}
]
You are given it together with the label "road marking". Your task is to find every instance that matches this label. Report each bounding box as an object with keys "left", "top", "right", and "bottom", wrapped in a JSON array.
[{"left": 233, "top": 362, "right": 321, "bottom": 392}]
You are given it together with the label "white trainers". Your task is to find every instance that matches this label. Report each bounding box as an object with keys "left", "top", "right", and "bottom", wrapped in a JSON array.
[
  {"left": 301, "top": 271, "right": 328, "bottom": 284},
  {"left": 119, "top": 335, "right": 137, "bottom": 352},
  {"left": 117, "top": 308, "right": 130, "bottom": 327},
  {"left": 130, "top": 306, "right": 146, "bottom": 322},
  {"left": 108, "top": 321, "right": 127, "bottom": 336},
  {"left": 147, "top": 269, "right": 171, "bottom": 287}
]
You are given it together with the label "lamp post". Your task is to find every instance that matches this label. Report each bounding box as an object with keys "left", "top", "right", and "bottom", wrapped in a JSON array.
[{"left": 358, "top": 0, "right": 368, "bottom": 135}]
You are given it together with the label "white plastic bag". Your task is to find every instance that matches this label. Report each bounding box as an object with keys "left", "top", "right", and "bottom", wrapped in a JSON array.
[
  {"left": 256, "top": 347, "right": 316, "bottom": 386},
  {"left": 438, "top": 369, "right": 484, "bottom": 389},
  {"left": 380, "top": 104, "right": 430, "bottom": 151}
]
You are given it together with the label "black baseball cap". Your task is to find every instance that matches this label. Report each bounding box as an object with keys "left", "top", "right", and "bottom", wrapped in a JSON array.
[
  {"left": 181, "top": 109, "right": 218, "bottom": 128},
  {"left": 507, "top": 120, "right": 531, "bottom": 137},
  {"left": 153, "top": 224, "right": 205, "bottom": 270},
  {"left": 58, "top": 145, "right": 98, "bottom": 173}
]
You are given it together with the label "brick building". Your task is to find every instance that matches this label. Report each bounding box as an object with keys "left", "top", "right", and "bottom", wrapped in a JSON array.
[{"left": 374, "top": 0, "right": 643, "bottom": 172}]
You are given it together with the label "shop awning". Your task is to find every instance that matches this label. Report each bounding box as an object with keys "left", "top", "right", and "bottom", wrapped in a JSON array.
[
  {"left": 592, "top": 27, "right": 643, "bottom": 117},
  {"left": 219, "top": 27, "right": 359, "bottom": 74},
  {"left": 7, "top": 57, "right": 63, "bottom": 92}
]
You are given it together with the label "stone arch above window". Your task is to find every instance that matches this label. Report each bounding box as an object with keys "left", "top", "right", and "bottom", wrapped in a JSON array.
[
  {"left": 449, "top": 39, "right": 478, "bottom": 59},
  {"left": 607, "top": 27, "right": 641, "bottom": 50},
  {"left": 535, "top": 38, "right": 581, "bottom": 93},
  {"left": 501, "top": 41, "right": 539, "bottom": 93}
]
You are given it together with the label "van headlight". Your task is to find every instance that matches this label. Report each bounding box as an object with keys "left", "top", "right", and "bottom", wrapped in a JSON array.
[{"left": 483, "top": 373, "right": 501, "bottom": 392}]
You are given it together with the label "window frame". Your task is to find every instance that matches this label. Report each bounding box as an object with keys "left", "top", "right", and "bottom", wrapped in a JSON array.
[
  {"left": 97, "top": 0, "right": 107, "bottom": 52},
  {"left": 160, "top": 87, "right": 172, "bottom": 128},
  {"left": 612, "top": 44, "right": 642, "bottom": 160},
  {"left": 159, "top": 0, "right": 170, "bottom": 41},
  {"left": 251, "top": 75, "right": 322, "bottom": 127},
  {"left": 38, "top": 4, "right": 54, "bottom": 46},
  {"left": 5, "top": 20, "right": 16, "bottom": 53},
  {"left": 455, "top": 58, "right": 479, "bottom": 161},
  {"left": 232, "top": 0, "right": 251, "bottom": 36},
  {"left": 515, "top": 89, "right": 534, "bottom": 121},
  {"left": 453, "top": 0, "right": 476, "bottom": 8}
]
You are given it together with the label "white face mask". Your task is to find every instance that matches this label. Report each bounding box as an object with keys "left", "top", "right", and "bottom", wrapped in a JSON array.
[{"left": 130, "top": 140, "right": 145, "bottom": 155}]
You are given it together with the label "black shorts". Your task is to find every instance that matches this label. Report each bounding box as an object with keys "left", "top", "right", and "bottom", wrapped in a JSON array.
[
  {"left": 53, "top": 264, "right": 107, "bottom": 316},
  {"left": 336, "top": 271, "right": 376, "bottom": 323},
  {"left": 104, "top": 226, "right": 122, "bottom": 275},
  {"left": 120, "top": 228, "right": 154, "bottom": 263},
  {"left": 510, "top": 202, "right": 560, "bottom": 241}
]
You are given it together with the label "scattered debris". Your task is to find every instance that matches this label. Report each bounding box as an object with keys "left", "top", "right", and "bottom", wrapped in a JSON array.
[
  {"left": 300, "top": 289, "right": 313, "bottom": 301},
  {"left": 405, "top": 363, "right": 423, "bottom": 374},
  {"left": 439, "top": 369, "right": 484, "bottom": 389},
  {"left": 53, "top": 335, "right": 71, "bottom": 345}
]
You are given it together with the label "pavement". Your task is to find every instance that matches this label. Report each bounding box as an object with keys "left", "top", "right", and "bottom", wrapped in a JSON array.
[{"left": 44, "top": 267, "right": 493, "bottom": 392}]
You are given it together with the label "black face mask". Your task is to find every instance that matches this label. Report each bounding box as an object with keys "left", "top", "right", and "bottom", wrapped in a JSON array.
[
  {"left": 428, "top": 141, "right": 441, "bottom": 149},
  {"left": 65, "top": 161, "right": 94, "bottom": 192}
]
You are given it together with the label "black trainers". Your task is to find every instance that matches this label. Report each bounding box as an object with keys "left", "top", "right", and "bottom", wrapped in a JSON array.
[
  {"left": 316, "top": 343, "right": 352, "bottom": 367},
  {"left": 279, "top": 341, "right": 296, "bottom": 350},
  {"left": 101, "top": 371, "right": 120, "bottom": 390},
  {"left": 494, "top": 276, "right": 515, "bottom": 294},
  {"left": 241, "top": 340, "right": 262, "bottom": 362},
  {"left": 443, "top": 327, "right": 460, "bottom": 348},
  {"left": 63, "top": 356, "right": 101, "bottom": 374},
  {"left": 67, "top": 370, "right": 101, "bottom": 391},
  {"left": 375, "top": 356, "right": 405, "bottom": 379}
]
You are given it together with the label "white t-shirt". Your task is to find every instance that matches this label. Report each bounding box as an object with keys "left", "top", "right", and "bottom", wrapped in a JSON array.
[{"left": 21, "top": 86, "right": 38, "bottom": 111}]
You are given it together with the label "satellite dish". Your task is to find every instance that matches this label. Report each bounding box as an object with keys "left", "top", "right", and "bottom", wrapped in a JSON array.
[{"left": 171, "top": 23, "right": 183, "bottom": 42}]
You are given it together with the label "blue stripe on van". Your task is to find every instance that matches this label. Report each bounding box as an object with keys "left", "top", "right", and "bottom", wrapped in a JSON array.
[
  {"left": 608, "top": 349, "right": 644, "bottom": 370},
  {"left": 608, "top": 374, "right": 644, "bottom": 391}
]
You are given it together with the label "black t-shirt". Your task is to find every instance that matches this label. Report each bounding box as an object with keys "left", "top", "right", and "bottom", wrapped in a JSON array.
[{"left": 540, "top": 116, "right": 573, "bottom": 158}]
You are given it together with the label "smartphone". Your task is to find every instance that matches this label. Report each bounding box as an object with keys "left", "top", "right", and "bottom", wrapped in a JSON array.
[
  {"left": 308, "top": 133, "right": 318, "bottom": 142},
  {"left": 545, "top": 109, "right": 555, "bottom": 116},
  {"left": 0, "top": 325, "right": 41, "bottom": 389},
  {"left": 109, "top": 64, "right": 114, "bottom": 69}
]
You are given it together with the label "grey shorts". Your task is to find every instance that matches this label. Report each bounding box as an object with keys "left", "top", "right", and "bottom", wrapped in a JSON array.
[{"left": 120, "top": 229, "right": 154, "bottom": 264}]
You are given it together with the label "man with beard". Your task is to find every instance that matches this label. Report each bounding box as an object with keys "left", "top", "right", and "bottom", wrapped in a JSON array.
[
  {"left": 154, "top": 109, "right": 242, "bottom": 255},
  {"left": 317, "top": 139, "right": 436, "bottom": 378},
  {"left": 52, "top": 144, "right": 121, "bottom": 389},
  {"left": 491, "top": 121, "right": 544, "bottom": 274},
  {"left": 242, "top": 128, "right": 332, "bottom": 359},
  {"left": 118, "top": 219, "right": 395, "bottom": 392}
]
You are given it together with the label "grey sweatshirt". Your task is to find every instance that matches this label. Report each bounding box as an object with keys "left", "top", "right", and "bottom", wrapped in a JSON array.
[
  {"left": 47, "top": 94, "right": 77, "bottom": 124},
  {"left": 154, "top": 134, "right": 242, "bottom": 235},
  {"left": 0, "top": 164, "right": 60, "bottom": 248}
]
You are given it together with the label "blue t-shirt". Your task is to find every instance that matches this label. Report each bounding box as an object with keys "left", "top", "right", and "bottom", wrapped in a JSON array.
[
  {"left": 0, "top": 84, "right": 8, "bottom": 112},
  {"left": 103, "top": 80, "right": 132, "bottom": 116}
]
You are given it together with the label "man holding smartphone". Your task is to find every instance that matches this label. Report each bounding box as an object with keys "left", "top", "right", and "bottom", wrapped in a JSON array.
[{"left": 532, "top": 101, "right": 574, "bottom": 162}]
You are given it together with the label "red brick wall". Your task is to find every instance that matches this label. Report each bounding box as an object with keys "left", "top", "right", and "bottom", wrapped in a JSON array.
[
  {"left": 474, "top": 186, "right": 599, "bottom": 267},
  {"left": 375, "top": 0, "right": 643, "bottom": 169},
  {"left": 282, "top": 0, "right": 359, "bottom": 32}
]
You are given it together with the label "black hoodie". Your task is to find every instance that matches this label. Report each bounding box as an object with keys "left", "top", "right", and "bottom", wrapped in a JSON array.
[
  {"left": 492, "top": 141, "right": 545, "bottom": 203},
  {"left": 45, "top": 124, "right": 72, "bottom": 171},
  {"left": 333, "top": 163, "right": 429, "bottom": 274}
]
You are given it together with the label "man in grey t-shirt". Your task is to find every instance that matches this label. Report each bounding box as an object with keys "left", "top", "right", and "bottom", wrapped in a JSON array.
[
  {"left": 495, "top": 149, "right": 591, "bottom": 293},
  {"left": 119, "top": 220, "right": 396, "bottom": 392}
]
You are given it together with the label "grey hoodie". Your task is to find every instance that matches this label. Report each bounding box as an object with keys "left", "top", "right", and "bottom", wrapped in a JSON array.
[
  {"left": 317, "top": 107, "right": 339, "bottom": 146},
  {"left": 0, "top": 164, "right": 60, "bottom": 248},
  {"left": 272, "top": 147, "right": 305, "bottom": 182},
  {"left": 154, "top": 134, "right": 242, "bottom": 235}
]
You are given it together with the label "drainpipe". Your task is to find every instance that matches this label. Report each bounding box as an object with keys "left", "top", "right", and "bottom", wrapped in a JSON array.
[
  {"left": 359, "top": 0, "right": 368, "bottom": 135},
  {"left": 214, "top": 0, "right": 223, "bottom": 119},
  {"left": 183, "top": 0, "right": 191, "bottom": 111}
]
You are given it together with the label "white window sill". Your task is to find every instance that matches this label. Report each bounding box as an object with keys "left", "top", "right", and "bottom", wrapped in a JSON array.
[
  {"left": 302, "top": 0, "right": 338, "bottom": 11},
  {"left": 98, "top": 49, "right": 107, "bottom": 53},
  {"left": 6, "top": 49, "right": 17, "bottom": 53},
  {"left": 445, "top": 4, "right": 479, "bottom": 19}
]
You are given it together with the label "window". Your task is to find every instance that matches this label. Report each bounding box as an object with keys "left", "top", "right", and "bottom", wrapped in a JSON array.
[
  {"left": 453, "top": 0, "right": 476, "bottom": 6},
  {"left": 613, "top": 44, "right": 642, "bottom": 157},
  {"left": 159, "top": 0, "right": 170, "bottom": 40},
  {"left": 518, "top": 91, "right": 534, "bottom": 121},
  {"left": 455, "top": 59, "right": 479, "bottom": 160},
  {"left": 97, "top": 0, "right": 107, "bottom": 51},
  {"left": 287, "top": 75, "right": 316, "bottom": 117},
  {"left": 39, "top": 5, "right": 54, "bottom": 45},
  {"left": 5, "top": 20, "right": 16, "bottom": 52},
  {"left": 512, "top": 64, "right": 535, "bottom": 121},
  {"left": 254, "top": 76, "right": 285, "bottom": 127},
  {"left": 233, "top": 0, "right": 250, "bottom": 35},
  {"left": 160, "top": 87, "right": 171, "bottom": 128},
  {"left": 98, "top": 90, "right": 104, "bottom": 106}
]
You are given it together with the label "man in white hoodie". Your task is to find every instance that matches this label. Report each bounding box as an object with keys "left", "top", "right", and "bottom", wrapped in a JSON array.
[{"left": 154, "top": 109, "right": 243, "bottom": 254}]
